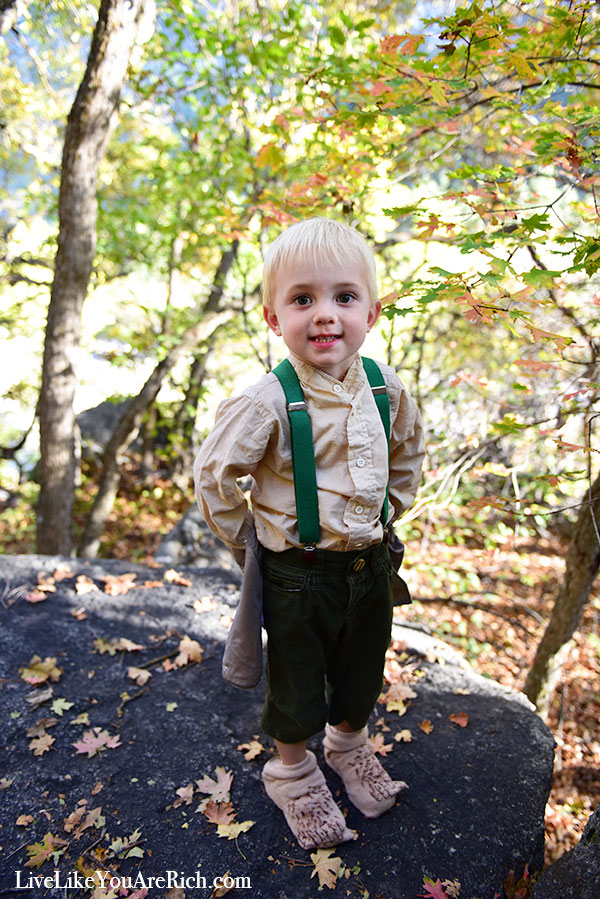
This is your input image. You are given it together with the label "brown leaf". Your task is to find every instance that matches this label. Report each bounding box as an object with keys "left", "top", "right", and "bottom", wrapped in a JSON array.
[
  {"left": 25, "top": 685, "right": 54, "bottom": 706},
  {"left": 25, "top": 832, "right": 68, "bottom": 868},
  {"left": 369, "top": 733, "right": 393, "bottom": 756},
  {"left": 419, "top": 720, "right": 434, "bottom": 735},
  {"left": 173, "top": 783, "right": 195, "bottom": 807},
  {"left": 16, "top": 814, "right": 34, "bottom": 827},
  {"left": 71, "top": 607, "right": 87, "bottom": 620},
  {"left": 310, "top": 847, "right": 343, "bottom": 889},
  {"left": 127, "top": 666, "right": 152, "bottom": 686},
  {"left": 236, "top": 737, "right": 266, "bottom": 761},
  {"left": 164, "top": 568, "right": 192, "bottom": 587},
  {"left": 102, "top": 572, "right": 137, "bottom": 595},
  {"left": 27, "top": 717, "right": 58, "bottom": 738},
  {"left": 203, "top": 800, "right": 236, "bottom": 825},
  {"left": 93, "top": 637, "right": 144, "bottom": 655},
  {"left": 449, "top": 712, "right": 469, "bottom": 728},
  {"left": 395, "top": 729, "right": 413, "bottom": 743},
  {"left": 75, "top": 575, "right": 98, "bottom": 595},
  {"left": 52, "top": 563, "right": 73, "bottom": 581},
  {"left": 164, "top": 635, "right": 203, "bottom": 670}
]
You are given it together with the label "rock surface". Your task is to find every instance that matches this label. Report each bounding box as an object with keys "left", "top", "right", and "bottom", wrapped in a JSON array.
[
  {"left": 532, "top": 804, "right": 600, "bottom": 899},
  {"left": 0, "top": 554, "right": 555, "bottom": 899}
]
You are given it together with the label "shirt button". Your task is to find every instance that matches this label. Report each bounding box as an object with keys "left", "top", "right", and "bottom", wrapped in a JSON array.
[
  {"left": 333, "top": 384, "right": 342, "bottom": 393},
  {"left": 355, "top": 505, "right": 364, "bottom": 514},
  {"left": 356, "top": 457, "right": 366, "bottom": 468}
]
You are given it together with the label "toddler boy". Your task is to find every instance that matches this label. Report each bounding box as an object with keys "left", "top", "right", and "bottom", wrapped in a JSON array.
[{"left": 194, "top": 217, "right": 425, "bottom": 850}]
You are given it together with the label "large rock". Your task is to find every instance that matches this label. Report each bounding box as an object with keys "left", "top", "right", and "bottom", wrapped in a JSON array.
[
  {"left": 0, "top": 554, "right": 555, "bottom": 899},
  {"left": 532, "top": 804, "right": 600, "bottom": 898},
  {"left": 154, "top": 502, "right": 236, "bottom": 570}
]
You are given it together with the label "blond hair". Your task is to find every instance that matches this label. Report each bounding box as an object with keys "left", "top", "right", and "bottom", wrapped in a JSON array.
[{"left": 262, "top": 218, "right": 378, "bottom": 309}]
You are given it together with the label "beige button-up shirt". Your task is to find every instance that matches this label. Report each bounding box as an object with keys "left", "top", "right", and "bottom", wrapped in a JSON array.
[{"left": 193, "top": 354, "right": 425, "bottom": 553}]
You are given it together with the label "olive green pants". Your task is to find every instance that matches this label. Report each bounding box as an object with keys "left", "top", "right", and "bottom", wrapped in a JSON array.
[{"left": 261, "top": 542, "right": 394, "bottom": 744}]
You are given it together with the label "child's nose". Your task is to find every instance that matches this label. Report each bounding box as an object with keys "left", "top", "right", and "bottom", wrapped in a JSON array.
[{"left": 313, "top": 299, "right": 337, "bottom": 322}]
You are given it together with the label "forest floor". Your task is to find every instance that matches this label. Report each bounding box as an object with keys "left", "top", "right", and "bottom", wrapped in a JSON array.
[{"left": 1, "top": 465, "right": 599, "bottom": 868}]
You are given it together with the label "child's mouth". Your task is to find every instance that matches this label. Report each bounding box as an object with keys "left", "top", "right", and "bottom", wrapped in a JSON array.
[{"left": 311, "top": 335, "right": 339, "bottom": 344}]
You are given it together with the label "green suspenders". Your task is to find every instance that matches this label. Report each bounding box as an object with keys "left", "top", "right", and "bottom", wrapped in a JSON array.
[{"left": 272, "top": 357, "right": 391, "bottom": 551}]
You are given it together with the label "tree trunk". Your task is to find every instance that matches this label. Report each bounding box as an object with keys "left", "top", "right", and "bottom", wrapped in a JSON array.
[
  {"left": 36, "top": 0, "right": 154, "bottom": 555},
  {"left": 524, "top": 472, "right": 600, "bottom": 714},
  {"left": 77, "top": 313, "right": 229, "bottom": 558}
]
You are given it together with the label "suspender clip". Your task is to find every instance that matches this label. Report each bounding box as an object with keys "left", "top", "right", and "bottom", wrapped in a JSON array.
[
  {"left": 302, "top": 544, "right": 317, "bottom": 562},
  {"left": 287, "top": 401, "right": 307, "bottom": 412}
]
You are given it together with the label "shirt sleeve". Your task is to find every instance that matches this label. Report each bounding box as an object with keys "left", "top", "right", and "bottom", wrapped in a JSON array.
[
  {"left": 193, "top": 392, "right": 275, "bottom": 550},
  {"left": 387, "top": 384, "right": 426, "bottom": 522}
]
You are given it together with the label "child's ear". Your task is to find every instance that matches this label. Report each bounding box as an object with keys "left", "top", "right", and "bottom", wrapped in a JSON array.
[
  {"left": 263, "top": 305, "right": 282, "bottom": 336},
  {"left": 367, "top": 301, "right": 382, "bottom": 331}
]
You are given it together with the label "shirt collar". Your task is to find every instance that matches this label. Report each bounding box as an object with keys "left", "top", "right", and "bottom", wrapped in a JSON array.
[{"left": 288, "top": 353, "right": 366, "bottom": 395}]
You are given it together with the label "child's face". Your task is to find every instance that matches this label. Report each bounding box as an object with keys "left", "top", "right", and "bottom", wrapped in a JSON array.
[{"left": 263, "top": 253, "right": 381, "bottom": 381}]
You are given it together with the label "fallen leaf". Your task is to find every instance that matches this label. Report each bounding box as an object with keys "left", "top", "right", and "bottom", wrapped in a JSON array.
[
  {"left": 102, "top": 572, "right": 137, "bottom": 595},
  {"left": 108, "top": 827, "right": 144, "bottom": 859},
  {"left": 141, "top": 580, "right": 164, "bottom": 588},
  {"left": 219, "top": 614, "right": 233, "bottom": 630},
  {"left": 395, "top": 729, "right": 413, "bottom": 743},
  {"left": 442, "top": 879, "right": 462, "bottom": 898},
  {"left": 93, "top": 637, "right": 144, "bottom": 655},
  {"left": 194, "top": 595, "right": 217, "bottom": 613},
  {"left": 75, "top": 575, "right": 98, "bottom": 595},
  {"left": 71, "top": 607, "right": 87, "bottom": 620},
  {"left": 20, "top": 656, "right": 63, "bottom": 686},
  {"left": 127, "top": 666, "right": 152, "bottom": 686},
  {"left": 310, "top": 847, "right": 343, "bottom": 889},
  {"left": 27, "top": 717, "right": 58, "bottom": 738},
  {"left": 211, "top": 872, "right": 235, "bottom": 897},
  {"left": 449, "top": 712, "right": 469, "bottom": 728},
  {"left": 70, "top": 712, "right": 90, "bottom": 726},
  {"left": 25, "top": 685, "right": 54, "bottom": 706},
  {"left": 369, "top": 733, "right": 393, "bottom": 756},
  {"left": 73, "top": 728, "right": 121, "bottom": 758},
  {"left": 0, "top": 776, "right": 15, "bottom": 790},
  {"left": 419, "top": 720, "right": 434, "bottom": 735},
  {"left": 16, "top": 815, "right": 34, "bottom": 827},
  {"left": 203, "top": 800, "right": 236, "bottom": 825},
  {"left": 237, "top": 738, "right": 266, "bottom": 760},
  {"left": 195, "top": 767, "right": 233, "bottom": 809},
  {"left": 25, "top": 831, "right": 68, "bottom": 868},
  {"left": 164, "top": 568, "right": 192, "bottom": 587},
  {"left": 24, "top": 590, "right": 49, "bottom": 603},
  {"left": 29, "top": 733, "right": 55, "bottom": 756},
  {"left": 174, "top": 784, "right": 195, "bottom": 807},
  {"left": 163, "top": 635, "right": 203, "bottom": 670},
  {"left": 51, "top": 698, "right": 74, "bottom": 716},
  {"left": 419, "top": 877, "right": 450, "bottom": 899},
  {"left": 52, "top": 563, "right": 73, "bottom": 581},
  {"left": 216, "top": 820, "right": 254, "bottom": 840}
]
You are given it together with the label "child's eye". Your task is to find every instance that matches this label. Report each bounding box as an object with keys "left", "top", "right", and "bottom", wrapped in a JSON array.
[
  {"left": 337, "top": 292, "right": 354, "bottom": 304},
  {"left": 294, "top": 295, "right": 312, "bottom": 306}
]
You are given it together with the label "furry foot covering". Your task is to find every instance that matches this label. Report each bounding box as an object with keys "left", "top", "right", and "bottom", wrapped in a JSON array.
[
  {"left": 323, "top": 724, "right": 408, "bottom": 818},
  {"left": 262, "top": 750, "right": 356, "bottom": 850}
]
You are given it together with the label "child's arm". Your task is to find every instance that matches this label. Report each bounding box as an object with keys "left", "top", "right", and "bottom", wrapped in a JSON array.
[
  {"left": 387, "top": 386, "right": 426, "bottom": 523},
  {"left": 193, "top": 392, "right": 274, "bottom": 555}
]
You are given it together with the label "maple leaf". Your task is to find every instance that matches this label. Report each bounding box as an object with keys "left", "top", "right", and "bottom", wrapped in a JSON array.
[
  {"left": 419, "top": 720, "right": 434, "bottom": 735},
  {"left": 108, "top": 827, "right": 144, "bottom": 859},
  {"left": 173, "top": 784, "right": 195, "bottom": 807},
  {"left": 102, "top": 572, "right": 137, "bottom": 595},
  {"left": 20, "top": 655, "right": 63, "bottom": 686},
  {"left": 73, "top": 728, "right": 122, "bottom": 758},
  {"left": 310, "top": 847, "right": 343, "bottom": 889},
  {"left": 203, "top": 800, "right": 236, "bottom": 825},
  {"left": 26, "top": 717, "right": 58, "bottom": 738},
  {"left": 75, "top": 575, "right": 98, "bottom": 594},
  {"left": 419, "top": 877, "right": 450, "bottom": 899},
  {"left": 237, "top": 737, "right": 266, "bottom": 760},
  {"left": 195, "top": 767, "right": 233, "bottom": 809},
  {"left": 163, "top": 568, "right": 192, "bottom": 587},
  {"left": 29, "top": 733, "right": 55, "bottom": 756},
  {"left": 216, "top": 820, "right": 254, "bottom": 840},
  {"left": 164, "top": 635, "right": 203, "bottom": 670},
  {"left": 449, "top": 712, "right": 469, "bottom": 728},
  {"left": 93, "top": 637, "right": 143, "bottom": 655},
  {"left": 369, "top": 733, "right": 393, "bottom": 756},
  {"left": 395, "top": 729, "right": 413, "bottom": 743},
  {"left": 194, "top": 595, "right": 217, "bottom": 613},
  {"left": 51, "top": 697, "right": 74, "bottom": 716},
  {"left": 127, "top": 666, "right": 152, "bottom": 686},
  {"left": 25, "top": 831, "right": 68, "bottom": 868}
]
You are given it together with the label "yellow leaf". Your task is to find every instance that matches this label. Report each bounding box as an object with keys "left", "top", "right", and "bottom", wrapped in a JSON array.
[
  {"left": 216, "top": 820, "right": 254, "bottom": 840},
  {"left": 395, "top": 729, "right": 413, "bottom": 743},
  {"left": 236, "top": 738, "right": 266, "bottom": 761},
  {"left": 20, "top": 656, "right": 63, "bottom": 686},
  {"left": 430, "top": 81, "right": 448, "bottom": 107},
  {"left": 310, "top": 847, "right": 343, "bottom": 889}
]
